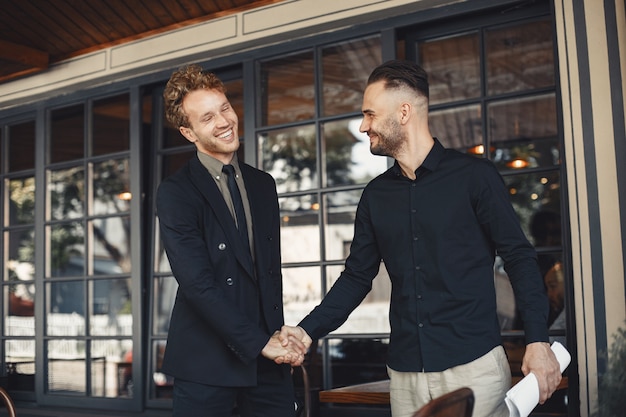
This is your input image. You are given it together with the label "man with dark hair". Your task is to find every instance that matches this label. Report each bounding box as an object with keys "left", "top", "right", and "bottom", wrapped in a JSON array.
[
  {"left": 280, "top": 60, "right": 561, "bottom": 417},
  {"left": 157, "top": 64, "right": 304, "bottom": 417}
]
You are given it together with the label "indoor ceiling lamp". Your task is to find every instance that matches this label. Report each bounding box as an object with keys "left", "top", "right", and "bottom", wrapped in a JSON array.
[{"left": 117, "top": 191, "right": 132, "bottom": 201}]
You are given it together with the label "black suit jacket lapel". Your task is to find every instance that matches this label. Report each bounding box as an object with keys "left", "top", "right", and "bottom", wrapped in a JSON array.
[{"left": 188, "top": 157, "right": 255, "bottom": 278}]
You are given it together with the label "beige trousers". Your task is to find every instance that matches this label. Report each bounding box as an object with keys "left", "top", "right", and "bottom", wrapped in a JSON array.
[{"left": 387, "top": 346, "right": 511, "bottom": 417}]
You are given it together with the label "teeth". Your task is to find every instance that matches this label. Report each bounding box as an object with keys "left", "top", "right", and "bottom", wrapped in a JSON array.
[{"left": 218, "top": 129, "right": 232, "bottom": 139}]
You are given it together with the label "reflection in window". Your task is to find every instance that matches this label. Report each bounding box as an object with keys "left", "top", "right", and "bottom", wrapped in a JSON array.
[
  {"left": 323, "top": 118, "right": 387, "bottom": 187},
  {"left": 322, "top": 36, "right": 382, "bottom": 116},
  {"left": 486, "top": 20, "right": 555, "bottom": 95},
  {"left": 91, "top": 217, "right": 131, "bottom": 274},
  {"left": 259, "top": 124, "right": 318, "bottom": 192},
  {"left": 90, "top": 339, "right": 133, "bottom": 398},
  {"left": 259, "top": 51, "right": 315, "bottom": 126},
  {"left": 279, "top": 194, "right": 320, "bottom": 263},
  {"left": 151, "top": 340, "right": 172, "bottom": 399},
  {"left": 282, "top": 266, "right": 322, "bottom": 326},
  {"left": 93, "top": 94, "right": 130, "bottom": 156},
  {"left": 324, "top": 189, "right": 361, "bottom": 261},
  {"left": 49, "top": 167, "right": 85, "bottom": 220},
  {"left": 50, "top": 104, "right": 85, "bottom": 163},
  {"left": 419, "top": 33, "right": 480, "bottom": 105},
  {"left": 92, "top": 158, "right": 131, "bottom": 215},
  {"left": 48, "top": 222, "right": 85, "bottom": 277},
  {"left": 89, "top": 279, "right": 132, "bottom": 336},
  {"left": 325, "top": 264, "right": 391, "bottom": 334},
  {"left": 9, "top": 177, "right": 35, "bottom": 224},
  {"left": 152, "top": 276, "right": 177, "bottom": 335},
  {"left": 46, "top": 281, "right": 85, "bottom": 335},
  {"left": 429, "top": 104, "right": 482, "bottom": 152},
  {"left": 47, "top": 339, "right": 85, "bottom": 394},
  {"left": 488, "top": 93, "right": 557, "bottom": 145},
  {"left": 5, "top": 339, "right": 35, "bottom": 389},
  {"left": 7, "top": 121, "right": 35, "bottom": 172}
]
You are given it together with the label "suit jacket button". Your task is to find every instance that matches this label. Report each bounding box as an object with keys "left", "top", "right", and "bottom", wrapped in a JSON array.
[
  {"left": 226, "top": 277, "right": 234, "bottom": 286},
  {"left": 218, "top": 243, "right": 226, "bottom": 250},
  {"left": 273, "top": 304, "right": 279, "bottom": 310}
]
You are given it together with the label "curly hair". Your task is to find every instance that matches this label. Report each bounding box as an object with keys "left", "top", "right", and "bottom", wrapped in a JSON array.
[{"left": 163, "top": 64, "right": 227, "bottom": 129}]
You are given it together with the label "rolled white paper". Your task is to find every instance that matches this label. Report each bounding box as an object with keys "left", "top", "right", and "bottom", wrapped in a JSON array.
[{"left": 505, "top": 342, "right": 571, "bottom": 417}]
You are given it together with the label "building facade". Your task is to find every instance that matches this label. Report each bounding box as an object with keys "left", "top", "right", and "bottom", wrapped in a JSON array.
[{"left": 0, "top": 1, "right": 624, "bottom": 416}]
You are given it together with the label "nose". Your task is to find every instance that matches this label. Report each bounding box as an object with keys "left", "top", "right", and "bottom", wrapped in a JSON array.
[{"left": 359, "top": 117, "right": 368, "bottom": 133}]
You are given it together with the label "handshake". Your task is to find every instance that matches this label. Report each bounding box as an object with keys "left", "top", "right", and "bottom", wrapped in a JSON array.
[{"left": 261, "top": 325, "right": 312, "bottom": 366}]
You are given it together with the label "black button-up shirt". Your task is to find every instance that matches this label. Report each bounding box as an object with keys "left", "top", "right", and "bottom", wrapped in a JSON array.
[{"left": 299, "top": 139, "right": 549, "bottom": 372}]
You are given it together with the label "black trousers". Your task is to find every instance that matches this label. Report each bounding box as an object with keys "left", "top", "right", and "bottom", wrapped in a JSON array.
[{"left": 172, "top": 360, "right": 296, "bottom": 417}]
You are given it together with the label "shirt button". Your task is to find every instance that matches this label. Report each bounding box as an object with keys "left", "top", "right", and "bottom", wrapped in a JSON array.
[
  {"left": 418, "top": 323, "right": 424, "bottom": 328},
  {"left": 226, "top": 277, "right": 234, "bottom": 286},
  {"left": 417, "top": 294, "right": 422, "bottom": 300},
  {"left": 413, "top": 236, "right": 418, "bottom": 241},
  {"left": 412, "top": 209, "right": 416, "bottom": 213},
  {"left": 415, "top": 266, "right": 421, "bottom": 270},
  {"left": 218, "top": 243, "right": 226, "bottom": 250}
]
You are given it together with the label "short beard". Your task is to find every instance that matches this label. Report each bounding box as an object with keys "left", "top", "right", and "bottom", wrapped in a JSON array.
[{"left": 370, "top": 117, "right": 404, "bottom": 158}]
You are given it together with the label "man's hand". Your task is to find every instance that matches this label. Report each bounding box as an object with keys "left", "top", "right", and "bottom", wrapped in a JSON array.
[
  {"left": 276, "top": 325, "right": 312, "bottom": 365},
  {"left": 261, "top": 331, "right": 306, "bottom": 366},
  {"left": 521, "top": 342, "right": 562, "bottom": 404}
]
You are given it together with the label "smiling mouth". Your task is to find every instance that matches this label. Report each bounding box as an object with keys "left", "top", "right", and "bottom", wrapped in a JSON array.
[{"left": 217, "top": 129, "right": 234, "bottom": 139}]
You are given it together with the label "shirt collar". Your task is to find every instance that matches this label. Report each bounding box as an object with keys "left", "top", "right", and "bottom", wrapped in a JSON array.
[
  {"left": 197, "top": 152, "right": 241, "bottom": 179},
  {"left": 391, "top": 137, "right": 445, "bottom": 177}
]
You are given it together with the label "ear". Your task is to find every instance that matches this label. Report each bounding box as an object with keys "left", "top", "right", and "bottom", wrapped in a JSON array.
[
  {"left": 179, "top": 126, "right": 196, "bottom": 144},
  {"left": 399, "top": 102, "right": 412, "bottom": 125}
]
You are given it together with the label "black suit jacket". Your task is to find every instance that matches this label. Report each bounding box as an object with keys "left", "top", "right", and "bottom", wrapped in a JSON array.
[{"left": 156, "top": 155, "right": 286, "bottom": 386}]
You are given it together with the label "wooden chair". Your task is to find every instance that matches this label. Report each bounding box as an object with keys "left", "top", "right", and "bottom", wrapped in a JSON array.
[
  {"left": 0, "top": 387, "right": 17, "bottom": 417},
  {"left": 412, "top": 387, "right": 474, "bottom": 417}
]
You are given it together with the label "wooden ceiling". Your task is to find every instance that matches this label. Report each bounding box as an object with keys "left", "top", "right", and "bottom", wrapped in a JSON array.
[{"left": 0, "top": 0, "right": 284, "bottom": 85}]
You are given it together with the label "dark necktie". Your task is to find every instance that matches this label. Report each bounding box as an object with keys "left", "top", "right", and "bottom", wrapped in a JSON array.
[{"left": 222, "top": 164, "right": 250, "bottom": 249}]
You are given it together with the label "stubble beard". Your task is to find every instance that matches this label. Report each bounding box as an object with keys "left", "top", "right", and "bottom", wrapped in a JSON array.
[{"left": 370, "top": 117, "right": 405, "bottom": 158}]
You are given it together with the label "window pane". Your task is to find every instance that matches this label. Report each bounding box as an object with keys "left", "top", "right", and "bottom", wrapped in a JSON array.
[
  {"left": 90, "top": 339, "right": 133, "bottom": 398},
  {"left": 224, "top": 79, "right": 245, "bottom": 138},
  {"left": 324, "top": 190, "right": 361, "bottom": 261},
  {"left": 260, "top": 51, "right": 315, "bottom": 126},
  {"left": 486, "top": 20, "right": 555, "bottom": 95},
  {"left": 327, "top": 337, "right": 389, "bottom": 387},
  {"left": 161, "top": 150, "right": 195, "bottom": 180},
  {"left": 92, "top": 158, "right": 131, "bottom": 215},
  {"left": 323, "top": 118, "right": 387, "bottom": 187},
  {"left": 153, "top": 276, "right": 177, "bottom": 335},
  {"left": 49, "top": 166, "right": 85, "bottom": 220},
  {"left": 279, "top": 194, "right": 320, "bottom": 263},
  {"left": 5, "top": 339, "right": 35, "bottom": 391},
  {"left": 429, "top": 104, "right": 482, "bottom": 152},
  {"left": 93, "top": 94, "right": 130, "bottom": 156},
  {"left": 326, "top": 264, "right": 390, "bottom": 334},
  {"left": 50, "top": 104, "right": 84, "bottom": 163},
  {"left": 502, "top": 171, "right": 561, "bottom": 238},
  {"left": 162, "top": 125, "right": 185, "bottom": 149},
  {"left": 154, "top": 221, "right": 171, "bottom": 274},
  {"left": 419, "top": 33, "right": 480, "bottom": 105},
  {"left": 322, "top": 36, "right": 382, "bottom": 116},
  {"left": 48, "top": 339, "right": 85, "bottom": 394},
  {"left": 488, "top": 94, "right": 557, "bottom": 155},
  {"left": 5, "top": 283, "right": 35, "bottom": 335},
  {"left": 47, "top": 281, "right": 85, "bottom": 335},
  {"left": 90, "top": 279, "right": 132, "bottom": 336},
  {"left": 48, "top": 222, "right": 85, "bottom": 277},
  {"left": 8, "top": 121, "right": 35, "bottom": 172},
  {"left": 8, "top": 176, "right": 35, "bottom": 225},
  {"left": 282, "top": 266, "right": 322, "bottom": 327},
  {"left": 151, "top": 340, "right": 173, "bottom": 399},
  {"left": 259, "top": 124, "right": 318, "bottom": 192},
  {"left": 91, "top": 217, "right": 131, "bottom": 275},
  {"left": 6, "top": 228, "right": 35, "bottom": 283}
]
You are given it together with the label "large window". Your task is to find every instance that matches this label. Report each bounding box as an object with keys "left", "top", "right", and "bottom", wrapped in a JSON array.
[
  {"left": 405, "top": 12, "right": 566, "bottom": 412},
  {"left": 2, "top": 119, "right": 37, "bottom": 397},
  {"left": 45, "top": 94, "right": 133, "bottom": 400}
]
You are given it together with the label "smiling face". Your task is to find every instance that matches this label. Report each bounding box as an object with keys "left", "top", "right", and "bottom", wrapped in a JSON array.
[
  {"left": 179, "top": 88, "right": 239, "bottom": 164},
  {"left": 359, "top": 80, "right": 406, "bottom": 158}
]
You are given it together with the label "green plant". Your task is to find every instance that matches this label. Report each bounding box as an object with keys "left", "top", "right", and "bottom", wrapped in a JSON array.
[{"left": 594, "top": 321, "right": 626, "bottom": 417}]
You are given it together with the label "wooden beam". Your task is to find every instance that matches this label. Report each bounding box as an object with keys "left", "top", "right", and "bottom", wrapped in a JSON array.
[{"left": 0, "top": 39, "right": 48, "bottom": 68}]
